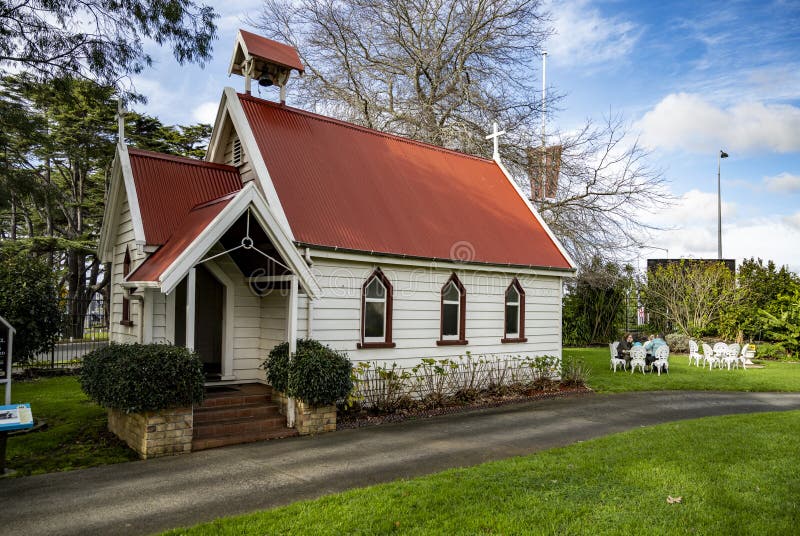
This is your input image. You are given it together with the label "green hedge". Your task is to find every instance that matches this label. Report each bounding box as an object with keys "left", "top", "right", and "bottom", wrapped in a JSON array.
[
  {"left": 263, "top": 339, "right": 353, "bottom": 407},
  {"left": 80, "top": 343, "right": 205, "bottom": 413},
  {"left": 0, "top": 252, "right": 60, "bottom": 362}
]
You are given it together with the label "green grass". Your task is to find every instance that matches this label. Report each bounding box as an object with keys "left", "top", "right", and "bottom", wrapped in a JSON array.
[
  {"left": 6, "top": 376, "right": 137, "bottom": 476},
  {"left": 164, "top": 410, "right": 800, "bottom": 535},
  {"left": 564, "top": 347, "right": 800, "bottom": 393}
]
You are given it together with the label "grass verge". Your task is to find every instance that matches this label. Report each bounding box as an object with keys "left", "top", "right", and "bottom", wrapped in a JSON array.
[
  {"left": 7, "top": 376, "right": 137, "bottom": 476},
  {"left": 564, "top": 347, "right": 800, "bottom": 393},
  {"left": 163, "top": 410, "right": 800, "bottom": 535}
]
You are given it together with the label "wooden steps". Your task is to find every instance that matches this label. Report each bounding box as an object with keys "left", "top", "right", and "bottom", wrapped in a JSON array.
[{"left": 192, "top": 384, "right": 297, "bottom": 451}]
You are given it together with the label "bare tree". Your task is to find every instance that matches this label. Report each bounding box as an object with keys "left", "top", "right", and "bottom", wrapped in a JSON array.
[
  {"left": 253, "top": 0, "right": 550, "bottom": 155},
  {"left": 253, "top": 0, "right": 668, "bottom": 266},
  {"left": 539, "top": 115, "right": 670, "bottom": 265}
]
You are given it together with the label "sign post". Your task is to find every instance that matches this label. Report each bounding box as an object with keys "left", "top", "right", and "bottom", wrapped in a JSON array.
[
  {"left": 0, "top": 316, "right": 34, "bottom": 475},
  {"left": 0, "top": 316, "right": 14, "bottom": 405}
]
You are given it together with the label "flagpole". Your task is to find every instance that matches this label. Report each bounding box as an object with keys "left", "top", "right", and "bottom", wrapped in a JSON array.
[
  {"left": 540, "top": 51, "right": 547, "bottom": 200},
  {"left": 717, "top": 150, "right": 728, "bottom": 260}
]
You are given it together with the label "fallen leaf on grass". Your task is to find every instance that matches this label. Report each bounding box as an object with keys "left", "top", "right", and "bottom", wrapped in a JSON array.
[{"left": 667, "top": 496, "right": 682, "bottom": 504}]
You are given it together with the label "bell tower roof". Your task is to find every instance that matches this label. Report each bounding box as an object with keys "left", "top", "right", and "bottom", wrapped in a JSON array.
[{"left": 228, "top": 29, "right": 304, "bottom": 77}]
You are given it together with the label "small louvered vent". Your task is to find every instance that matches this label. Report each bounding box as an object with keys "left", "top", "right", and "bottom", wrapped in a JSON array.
[{"left": 231, "top": 138, "right": 243, "bottom": 167}]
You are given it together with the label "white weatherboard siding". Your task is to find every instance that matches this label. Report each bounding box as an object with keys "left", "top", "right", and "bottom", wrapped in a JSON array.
[
  {"left": 110, "top": 192, "right": 140, "bottom": 344},
  {"left": 151, "top": 291, "right": 168, "bottom": 343},
  {"left": 304, "top": 256, "right": 563, "bottom": 369}
]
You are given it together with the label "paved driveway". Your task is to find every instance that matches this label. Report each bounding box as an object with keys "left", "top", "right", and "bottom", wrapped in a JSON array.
[{"left": 2, "top": 391, "right": 799, "bottom": 536}]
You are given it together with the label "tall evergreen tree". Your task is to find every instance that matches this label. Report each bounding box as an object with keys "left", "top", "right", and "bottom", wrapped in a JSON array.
[{"left": 0, "top": 74, "right": 212, "bottom": 336}]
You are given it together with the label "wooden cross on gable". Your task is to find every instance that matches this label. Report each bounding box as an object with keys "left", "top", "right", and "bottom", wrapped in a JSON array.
[{"left": 485, "top": 122, "right": 506, "bottom": 160}]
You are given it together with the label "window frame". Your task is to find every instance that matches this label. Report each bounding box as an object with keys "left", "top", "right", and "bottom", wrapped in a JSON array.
[
  {"left": 501, "top": 278, "right": 527, "bottom": 343},
  {"left": 437, "top": 273, "right": 467, "bottom": 346},
  {"left": 120, "top": 247, "right": 134, "bottom": 326},
  {"left": 357, "top": 268, "right": 395, "bottom": 349}
]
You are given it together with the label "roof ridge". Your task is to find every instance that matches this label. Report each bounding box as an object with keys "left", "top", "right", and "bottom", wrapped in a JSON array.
[
  {"left": 127, "top": 147, "right": 239, "bottom": 173},
  {"left": 237, "top": 93, "right": 496, "bottom": 164},
  {"left": 191, "top": 190, "right": 241, "bottom": 211}
]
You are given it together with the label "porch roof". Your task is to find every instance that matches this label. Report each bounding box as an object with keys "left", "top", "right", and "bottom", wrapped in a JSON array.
[
  {"left": 127, "top": 148, "right": 241, "bottom": 246},
  {"left": 127, "top": 194, "right": 236, "bottom": 283},
  {"left": 125, "top": 183, "right": 321, "bottom": 297}
]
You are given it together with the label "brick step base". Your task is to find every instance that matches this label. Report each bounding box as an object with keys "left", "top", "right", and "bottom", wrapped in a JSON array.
[
  {"left": 199, "top": 384, "right": 273, "bottom": 408},
  {"left": 192, "top": 383, "right": 293, "bottom": 451},
  {"left": 194, "top": 402, "right": 281, "bottom": 424},
  {"left": 193, "top": 415, "right": 289, "bottom": 439},
  {"left": 192, "top": 428, "right": 298, "bottom": 451}
]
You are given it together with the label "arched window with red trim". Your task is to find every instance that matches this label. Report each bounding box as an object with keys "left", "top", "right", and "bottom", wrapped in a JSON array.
[
  {"left": 120, "top": 247, "right": 133, "bottom": 326},
  {"left": 502, "top": 279, "right": 527, "bottom": 343},
  {"left": 438, "top": 273, "right": 467, "bottom": 345},
  {"left": 357, "top": 268, "right": 395, "bottom": 349}
]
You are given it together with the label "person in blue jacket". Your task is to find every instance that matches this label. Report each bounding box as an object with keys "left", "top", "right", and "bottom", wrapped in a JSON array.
[{"left": 644, "top": 333, "right": 667, "bottom": 370}]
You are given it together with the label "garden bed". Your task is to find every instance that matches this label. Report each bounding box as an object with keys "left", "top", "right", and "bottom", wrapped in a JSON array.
[{"left": 337, "top": 384, "right": 593, "bottom": 430}]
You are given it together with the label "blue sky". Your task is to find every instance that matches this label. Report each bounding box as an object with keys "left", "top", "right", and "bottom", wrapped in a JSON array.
[{"left": 133, "top": 0, "right": 800, "bottom": 271}]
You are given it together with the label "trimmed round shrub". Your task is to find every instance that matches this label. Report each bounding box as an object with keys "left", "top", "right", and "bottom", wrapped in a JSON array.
[
  {"left": 263, "top": 341, "right": 291, "bottom": 393},
  {"left": 665, "top": 333, "right": 689, "bottom": 353},
  {"left": 263, "top": 339, "right": 353, "bottom": 407},
  {"left": 80, "top": 343, "right": 205, "bottom": 413}
]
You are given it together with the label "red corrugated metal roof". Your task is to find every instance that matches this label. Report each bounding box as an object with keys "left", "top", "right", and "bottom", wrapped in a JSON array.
[
  {"left": 128, "top": 195, "right": 234, "bottom": 282},
  {"left": 240, "top": 30, "right": 304, "bottom": 73},
  {"left": 238, "top": 95, "right": 572, "bottom": 269},
  {"left": 127, "top": 148, "right": 241, "bottom": 245}
]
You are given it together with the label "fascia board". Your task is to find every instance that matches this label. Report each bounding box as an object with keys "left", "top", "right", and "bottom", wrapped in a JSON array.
[
  {"left": 222, "top": 87, "right": 295, "bottom": 238},
  {"left": 305, "top": 247, "right": 575, "bottom": 278},
  {"left": 118, "top": 144, "right": 146, "bottom": 246},
  {"left": 158, "top": 183, "right": 320, "bottom": 298},
  {"left": 98, "top": 149, "right": 123, "bottom": 262}
]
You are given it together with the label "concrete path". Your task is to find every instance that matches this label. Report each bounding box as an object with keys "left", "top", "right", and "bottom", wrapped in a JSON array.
[{"left": 2, "top": 391, "right": 800, "bottom": 536}]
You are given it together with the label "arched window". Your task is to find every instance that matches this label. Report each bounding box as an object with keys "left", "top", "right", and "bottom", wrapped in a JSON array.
[
  {"left": 120, "top": 247, "right": 133, "bottom": 326},
  {"left": 358, "top": 269, "right": 395, "bottom": 348},
  {"left": 438, "top": 274, "right": 467, "bottom": 345},
  {"left": 502, "top": 279, "right": 527, "bottom": 343}
]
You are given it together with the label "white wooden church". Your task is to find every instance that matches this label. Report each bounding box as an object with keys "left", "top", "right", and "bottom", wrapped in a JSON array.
[{"left": 99, "top": 30, "right": 576, "bottom": 388}]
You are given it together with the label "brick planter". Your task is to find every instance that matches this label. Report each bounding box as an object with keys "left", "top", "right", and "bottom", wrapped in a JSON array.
[
  {"left": 107, "top": 407, "right": 193, "bottom": 459},
  {"left": 274, "top": 391, "right": 337, "bottom": 435},
  {"left": 295, "top": 400, "right": 337, "bottom": 435}
]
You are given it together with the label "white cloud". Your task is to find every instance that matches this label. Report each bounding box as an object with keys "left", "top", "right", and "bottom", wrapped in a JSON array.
[
  {"left": 192, "top": 101, "right": 219, "bottom": 124},
  {"left": 656, "top": 189, "right": 736, "bottom": 225},
  {"left": 639, "top": 193, "right": 800, "bottom": 273},
  {"left": 545, "top": 0, "right": 641, "bottom": 67},
  {"left": 764, "top": 172, "right": 800, "bottom": 193},
  {"left": 637, "top": 93, "right": 800, "bottom": 154},
  {"left": 784, "top": 212, "right": 800, "bottom": 230}
]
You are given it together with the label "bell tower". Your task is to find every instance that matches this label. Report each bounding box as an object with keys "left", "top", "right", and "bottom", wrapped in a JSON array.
[{"left": 228, "top": 29, "right": 304, "bottom": 104}]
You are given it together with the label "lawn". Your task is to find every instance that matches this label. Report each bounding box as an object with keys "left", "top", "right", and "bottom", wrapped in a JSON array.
[
  {"left": 6, "top": 349, "right": 800, "bottom": 478},
  {"left": 6, "top": 376, "right": 137, "bottom": 476},
  {"left": 164, "top": 410, "right": 800, "bottom": 535},
  {"left": 564, "top": 347, "right": 800, "bottom": 393}
]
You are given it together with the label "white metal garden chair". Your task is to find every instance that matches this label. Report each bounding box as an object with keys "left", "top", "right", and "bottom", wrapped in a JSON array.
[
  {"left": 610, "top": 341, "right": 626, "bottom": 372},
  {"left": 713, "top": 342, "right": 729, "bottom": 361},
  {"left": 739, "top": 344, "right": 754, "bottom": 369},
  {"left": 652, "top": 345, "right": 670, "bottom": 376},
  {"left": 727, "top": 343, "right": 741, "bottom": 358},
  {"left": 688, "top": 340, "right": 703, "bottom": 367},
  {"left": 702, "top": 343, "right": 720, "bottom": 369},
  {"left": 629, "top": 346, "right": 647, "bottom": 374},
  {"left": 722, "top": 347, "right": 740, "bottom": 370}
]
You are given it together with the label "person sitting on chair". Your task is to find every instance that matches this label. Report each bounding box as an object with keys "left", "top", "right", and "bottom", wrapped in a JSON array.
[
  {"left": 644, "top": 333, "right": 667, "bottom": 370},
  {"left": 617, "top": 333, "right": 634, "bottom": 365}
]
